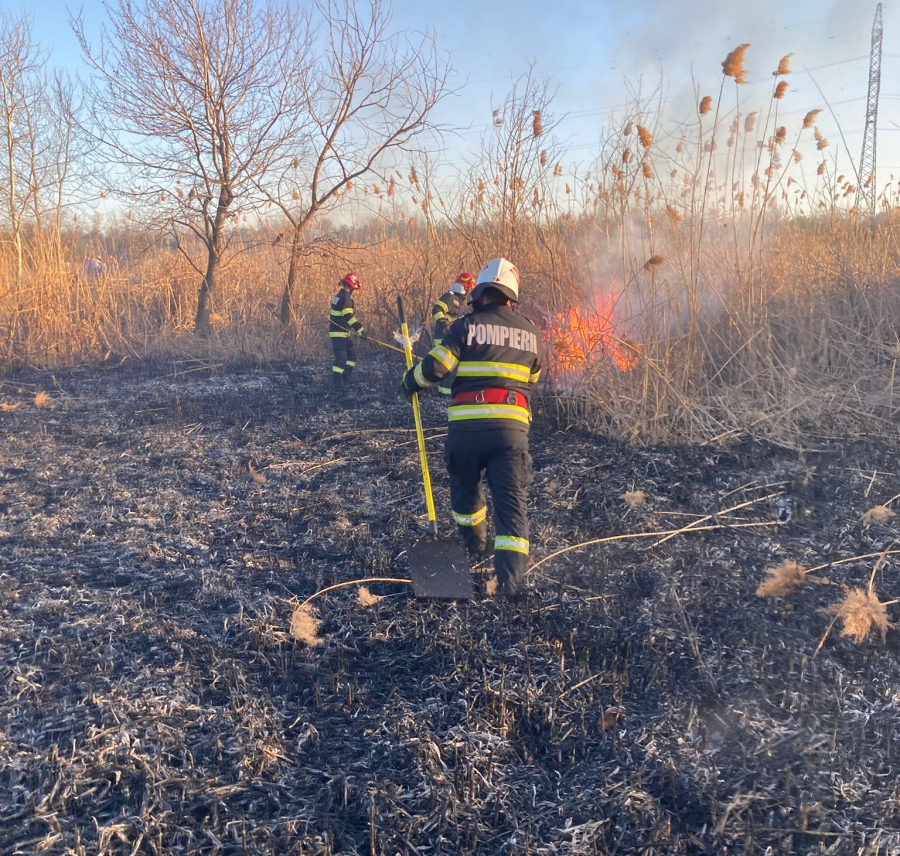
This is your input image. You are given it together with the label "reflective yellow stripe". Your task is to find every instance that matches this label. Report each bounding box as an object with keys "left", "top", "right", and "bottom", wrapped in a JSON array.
[
  {"left": 453, "top": 506, "right": 487, "bottom": 526},
  {"left": 413, "top": 362, "right": 434, "bottom": 388},
  {"left": 346, "top": 360, "right": 356, "bottom": 367},
  {"left": 457, "top": 361, "right": 532, "bottom": 382},
  {"left": 438, "top": 386, "right": 452, "bottom": 394},
  {"left": 431, "top": 345, "right": 458, "bottom": 372},
  {"left": 329, "top": 331, "right": 349, "bottom": 338},
  {"left": 448, "top": 404, "right": 530, "bottom": 425},
  {"left": 435, "top": 300, "right": 448, "bottom": 313},
  {"left": 495, "top": 535, "right": 529, "bottom": 554},
  {"left": 433, "top": 338, "right": 442, "bottom": 346},
  {"left": 331, "top": 308, "right": 355, "bottom": 316},
  {"left": 530, "top": 369, "right": 541, "bottom": 383},
  {"left": 332, "top": 366, "right": 344, "bottom": 373}
]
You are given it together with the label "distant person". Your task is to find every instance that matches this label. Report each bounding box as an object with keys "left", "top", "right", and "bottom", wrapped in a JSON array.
[
  {"left": 328, "top": 272, "right": 365, "bottom": 389},
  {"left": 431, "top": 272, "right": 475, "bottom": 395}
]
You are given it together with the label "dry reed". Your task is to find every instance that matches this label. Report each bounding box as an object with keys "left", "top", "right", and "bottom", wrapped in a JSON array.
[
  {"left": 722, "top": 44, "right": 750, "bottom": 83},
  {"left": 757, "top": 560, "right": 807, "bottom": 598},
  {"left": 861, "top": 506, "right": 896, "bottom": 526},
  {"left": 774, "top": 81, "right": 788, "bottom": 99},
  {"left": 289, "top": 604, "right": 322, "bottom": 646},
  {"left": 621, "top": 490, "right": 645, "bottom": 508},
  {"left": 773, "top": 54, "right": 792, "bottom": 76},
  {"left": 829, "top": 587, "right": 892, "bottom": 642}
]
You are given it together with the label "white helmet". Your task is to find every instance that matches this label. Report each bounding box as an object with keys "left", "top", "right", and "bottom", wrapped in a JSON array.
[{"left": 470, "top": 257, "right": 520, "bottom": 303}]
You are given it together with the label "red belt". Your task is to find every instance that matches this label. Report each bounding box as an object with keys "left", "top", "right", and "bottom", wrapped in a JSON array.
[{"left": 452, "top": 388, "right": 529, "bottom": 407}]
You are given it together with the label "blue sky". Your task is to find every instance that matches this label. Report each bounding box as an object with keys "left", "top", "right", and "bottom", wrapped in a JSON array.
[{"left": 16, "top": 0, "right": 900, "bottom": 186}]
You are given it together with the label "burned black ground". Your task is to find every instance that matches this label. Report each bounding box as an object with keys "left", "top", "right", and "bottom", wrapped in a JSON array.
[{"left": 1, "top": 358, "right": 900, "bottom": 855}]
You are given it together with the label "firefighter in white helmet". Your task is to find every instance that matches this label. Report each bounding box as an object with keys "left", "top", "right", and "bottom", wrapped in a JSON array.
[{"left": 400, "top": 258, "right": 543, "bottom": 599}]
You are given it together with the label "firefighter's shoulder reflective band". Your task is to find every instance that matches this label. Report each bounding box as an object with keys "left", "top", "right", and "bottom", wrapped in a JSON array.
[
  {"left": 447, "top": 404, "right": 530, "bottom": 425},
  {"left": 435, "top": 300, "right": 448, "bottom": 313},
  {"left": 329, "top": 331, "right": 350, "bottom": 338},
  {"left": 457, "top": 361, "right": 532, "bottom": 382},
  {"left": 452, "top": 506, "right": 487, "bottom": 526},
  {"left": 495, "top": 535, "right": 529, "bottom": 553},
  {"left": 431, "top": 345, "right": 458, "bottom": 372},
  {"left": 413, "top": 361, "right": 435, "bottom": 388}
]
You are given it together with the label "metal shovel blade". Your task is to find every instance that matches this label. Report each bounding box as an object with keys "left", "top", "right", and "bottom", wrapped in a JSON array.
[{"left": 407, "top": 538, "right": 474, "bottom": 599}]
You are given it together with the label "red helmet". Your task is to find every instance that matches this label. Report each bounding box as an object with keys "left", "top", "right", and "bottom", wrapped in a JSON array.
[
  {"left": 455, "top": 272, "right": 476, "bottom": 291},
  {"left": 341, "top": 271, "right": 361, "bottom": 290}
]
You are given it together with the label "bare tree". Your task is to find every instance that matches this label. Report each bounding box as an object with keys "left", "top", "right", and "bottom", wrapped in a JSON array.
[
  {"left": 257, "top": 0, "right": 450, "bottom": 326},
  {"left": 74, "top": 0, "right": 313, "bottom": 334},
  {"left": 0, "top": 13, "right": 45, "bottom": 288}
]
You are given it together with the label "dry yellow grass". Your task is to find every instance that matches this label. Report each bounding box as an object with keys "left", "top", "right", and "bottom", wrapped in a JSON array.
[
  {"left": 248, "top": 462, "right": 267, "bottom": 485},
  {"left": 829, "top": 587, "right": 892, "bottom": 642},
  {"left": 757, "top": 560, "right": 807, "bottom": 598},
  {"left": 861, "top": 506, "right": 895, "bottom": 526},
  {"left": 357, "top": 586, "right": 384, "bottom": 606},
  {"left": 484, "top": 576, "right": 498, "bottom": 597},
  {"left": 289, "top": 604, "right": 322, "bottom": 646},
  {"left": 621, "top": 490, "right": 645, "bottom": 508}
]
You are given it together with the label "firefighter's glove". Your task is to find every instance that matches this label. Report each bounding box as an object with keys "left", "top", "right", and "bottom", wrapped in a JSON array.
[{"left": 399, "top": 372, "right": 417, "bottom": 401}]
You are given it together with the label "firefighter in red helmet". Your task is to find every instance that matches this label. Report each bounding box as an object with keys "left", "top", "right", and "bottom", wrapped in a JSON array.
[
  {"left": 432, "top": 272, "right": 476, "bottom": 395},
  {"left": 400, "top": 258, "right": 543, "bottom": 599},
  {"left": 328, "top": 272, "right": 365, "bottom": 388}
]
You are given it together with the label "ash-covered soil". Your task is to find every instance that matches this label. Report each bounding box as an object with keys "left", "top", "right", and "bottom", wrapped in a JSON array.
[{"left": 1, "top": 358, "right": 900, "bottom": 855}]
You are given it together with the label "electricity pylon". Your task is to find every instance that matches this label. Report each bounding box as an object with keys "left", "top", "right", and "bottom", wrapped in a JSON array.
[{"left": 857, "top": 3, "right": 883, "bottom": 213}]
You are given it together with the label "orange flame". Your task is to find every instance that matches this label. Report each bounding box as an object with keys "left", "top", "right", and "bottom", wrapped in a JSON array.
[{"left": 546, "top": 290, "right": 637, "bottom": 375}]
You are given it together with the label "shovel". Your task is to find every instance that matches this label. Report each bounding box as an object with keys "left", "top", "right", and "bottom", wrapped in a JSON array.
[{"left": 397, "top": 296, "right": 473, "bottom": 599}]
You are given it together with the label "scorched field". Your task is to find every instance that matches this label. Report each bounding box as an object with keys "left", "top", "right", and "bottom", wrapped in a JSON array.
[{"left": 1, "top": 359, "right": 900, "bottom": 855}]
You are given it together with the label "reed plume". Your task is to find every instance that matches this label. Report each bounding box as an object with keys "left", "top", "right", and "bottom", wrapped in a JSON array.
[
  {"left": 722, "top": 44, "right": 750, "bottom": 83},
  {"left": 773, "top": 54, "right": 792, "bottom": 76},
  {"left": 699, "top": 96, "right": 712, "bottom": 115},
  {"left": 744, "top": 112, "right": 757, "bottom": 133},
  {"left": 637, "top": 125, "right": 653, "bottom": 148},
  {"left": 802, "top": 108, "right": 822, "bottom": 129},
  {"left": 774, "top": 81, "right": 788, "bottom": 99}
]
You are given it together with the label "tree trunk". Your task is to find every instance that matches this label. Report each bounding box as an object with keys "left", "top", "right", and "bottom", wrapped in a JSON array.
[
  {"left": 278, "top": 228, "right": 302, "bottom": 327},
  {"left": 194, "top": 187, "right": 233, "bottom": 335}
]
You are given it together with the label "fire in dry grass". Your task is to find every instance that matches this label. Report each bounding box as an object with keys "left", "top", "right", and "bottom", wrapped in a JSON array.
[
  {"left": 621, "top": 490, "right": 645, "bottom": 508},
  {"left": 757, "top": 559, "right": 807, "bottom": 598},
  {"left": 861, "top": 505, "right": 896, "bottom": 526},
  {"left": 829, "top": 587, "right": 892, "bottom": 642},
  {"left": 357, "top": 586, "right": 384, "bottom": 606},
  {"left": 545, "top": 288, "right": 637, "bottom": 374},
  {"left": 34, "top": 391, "right": 50, "bottom": 407},
  {"left": 290, "top": 604, "right": 322, "bottom": 646},
  {"left": 1, "top": 402, "right": 19, "bottom": 411},
  {"left": 722, "top": 44, "right": 750, "bottom": 83}
]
